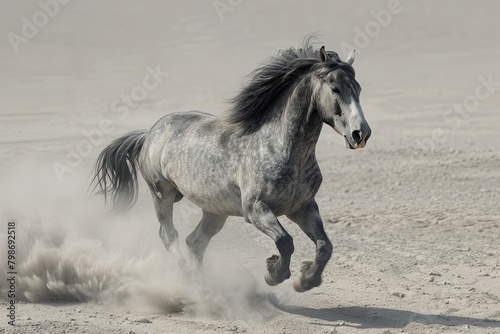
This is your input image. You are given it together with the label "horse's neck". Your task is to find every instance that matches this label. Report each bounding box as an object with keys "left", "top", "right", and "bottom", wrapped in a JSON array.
[{"left": 277, "top": 75, "right": 323, "bottom": 160}]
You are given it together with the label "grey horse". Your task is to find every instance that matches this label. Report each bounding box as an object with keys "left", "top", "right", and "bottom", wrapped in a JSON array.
[{"left": 92, "top": 38, "right": 371, "bottom": 292}]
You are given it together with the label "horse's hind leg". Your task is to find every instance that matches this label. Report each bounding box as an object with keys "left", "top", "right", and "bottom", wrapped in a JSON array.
[
  {"left": 286, "top": 199, "right": 332, "bottom": 292},
  {"left": 185, "top": 210, "right": 227, "bottom": 268},
  {"left": 148, "top": 180, "right": 186, "bottom": 268}
]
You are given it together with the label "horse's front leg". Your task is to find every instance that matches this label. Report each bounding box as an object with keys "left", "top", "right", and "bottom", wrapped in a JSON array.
[
  {"left": 244, "top": 200, "right": 294, "bottom": 286},
  {"left": 287, "top": 199, "right": 332, "bottom": 292}
]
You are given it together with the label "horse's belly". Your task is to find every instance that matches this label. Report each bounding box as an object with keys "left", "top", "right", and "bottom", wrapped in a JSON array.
[
  {"left": 168, "top": 157, "right": 242, "bottom": 216},
  {"left": 167, "top": 153, "right": 242, "bottom": 216},
  {"left": 179, "top": 185, "right": 243, "bottom": 216}
]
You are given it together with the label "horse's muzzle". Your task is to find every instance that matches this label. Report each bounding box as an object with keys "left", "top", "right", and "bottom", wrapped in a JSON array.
[{"left": 345, "top": 128, "right": 371, "bottom": 149}]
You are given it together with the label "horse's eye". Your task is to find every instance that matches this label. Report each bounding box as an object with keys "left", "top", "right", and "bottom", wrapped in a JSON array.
[{"left": 331, "top": 87, "right": 340, "bottom": 95}]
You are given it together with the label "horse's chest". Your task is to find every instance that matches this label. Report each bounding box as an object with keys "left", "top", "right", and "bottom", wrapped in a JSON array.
[{"left": 263, "top": 162, "right": 322, "bottom": 214}]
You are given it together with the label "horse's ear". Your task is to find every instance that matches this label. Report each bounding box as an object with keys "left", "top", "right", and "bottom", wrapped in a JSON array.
[
  {"left": 346, "top": 49, "right": 356, "bottom": 65},
  {"left": 319, "top": 46, "right": 327, "bottom": 62}
]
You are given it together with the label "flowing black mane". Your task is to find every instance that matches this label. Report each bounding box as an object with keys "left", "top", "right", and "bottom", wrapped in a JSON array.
[{"left": 225, "top": 36, "right": 355, "bottom": 133}]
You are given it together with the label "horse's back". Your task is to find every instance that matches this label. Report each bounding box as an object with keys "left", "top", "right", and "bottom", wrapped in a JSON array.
[
  {"left": 142, "top": 110, "right": 217, "bottom": 152},
  {"left": 147, "top": 110, "right": 215, "bottom": 137}
]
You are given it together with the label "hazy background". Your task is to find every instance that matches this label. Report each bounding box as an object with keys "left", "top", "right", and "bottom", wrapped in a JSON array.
[{"left": 0, "top": 0, "right": 499, "bottom": 325}]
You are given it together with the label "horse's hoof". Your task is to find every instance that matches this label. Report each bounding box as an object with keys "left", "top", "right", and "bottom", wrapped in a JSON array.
[
  {"left": 264, "top": 272, "right": 279, "bottom": 286},
  {"left": 293, "top": 278, "right": 307, "bottom": 293},
  {"left": 293, "top": 260, "right": 322, "bottom": 292}
]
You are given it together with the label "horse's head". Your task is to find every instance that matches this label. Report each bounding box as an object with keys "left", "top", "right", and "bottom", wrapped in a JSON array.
[{"left": 315, "top": 46, "right": 371, "bottom": 149}]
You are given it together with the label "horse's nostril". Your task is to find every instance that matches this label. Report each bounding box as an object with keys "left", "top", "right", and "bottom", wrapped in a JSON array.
[
  {"left": 365, "top": 131, "right": 371, "bottom": 142},
  {"left": 352, "top": 130, "right": 362, "bottom": 144}
]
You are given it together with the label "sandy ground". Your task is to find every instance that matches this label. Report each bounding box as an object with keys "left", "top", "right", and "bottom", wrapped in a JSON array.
[{"left": 1, "top": 1, "right": 500, "bottom": 333}]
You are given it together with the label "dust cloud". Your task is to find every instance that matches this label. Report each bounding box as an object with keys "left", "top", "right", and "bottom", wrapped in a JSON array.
[{"left": 0, "top": 159, "right": 278, "bottom": 321}]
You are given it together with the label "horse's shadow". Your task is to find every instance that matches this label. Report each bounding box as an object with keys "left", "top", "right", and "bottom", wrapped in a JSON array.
[{"left": 280, "top": 305, "right": 500, "bottom": 330}]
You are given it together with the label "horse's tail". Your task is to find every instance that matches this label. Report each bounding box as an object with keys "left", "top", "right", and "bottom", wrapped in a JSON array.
[{"left": 91, "top": 129, "right": 148, "bottom": 212}]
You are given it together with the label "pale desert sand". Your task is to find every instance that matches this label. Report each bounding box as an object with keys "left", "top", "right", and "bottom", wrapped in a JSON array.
[{"left": 1, "top": 1, "right": 499, "bottom": 333}]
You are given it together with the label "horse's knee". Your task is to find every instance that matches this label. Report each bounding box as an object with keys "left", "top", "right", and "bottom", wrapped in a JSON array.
[{"left": 276, "top": 233, "right": 294, "bottom": 257}]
